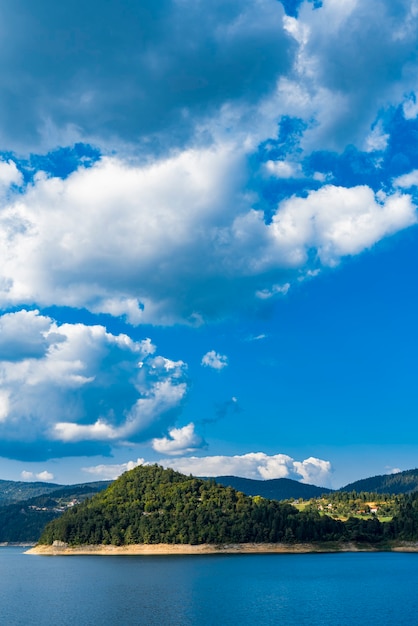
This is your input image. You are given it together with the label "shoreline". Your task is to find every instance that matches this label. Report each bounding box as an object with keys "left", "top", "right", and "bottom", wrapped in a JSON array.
[{"left": 26, "top": 541, "right": 418, "bottom": 556}]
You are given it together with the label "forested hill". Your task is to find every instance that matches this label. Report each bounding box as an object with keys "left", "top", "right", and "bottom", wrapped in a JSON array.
[
  {"left": 40, "top": 464, "right": 345, "bottom": 546},
  {"left": 39, "top": 464, "right": 418, "bottom": 546},
  {"left": 340, "top": 469, "right": 418, "bottom": 495},
  {"left": 213, "top": 476, "right": 332, "bottom": 500}
]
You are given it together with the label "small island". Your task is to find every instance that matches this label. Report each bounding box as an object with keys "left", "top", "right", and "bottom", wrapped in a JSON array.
[{"left": 27, "top": 465, "right": 418, "bottom": 555}]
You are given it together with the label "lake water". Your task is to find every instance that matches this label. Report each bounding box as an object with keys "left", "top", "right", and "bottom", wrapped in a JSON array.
[{"left": 1, "top": 548, "right": 418, "bottom": 625}]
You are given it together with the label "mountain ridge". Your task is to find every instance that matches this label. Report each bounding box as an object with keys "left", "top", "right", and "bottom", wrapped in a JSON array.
[
  {"left": 2, "top": 467, "right": 418, "bottom": 506},
  {"left": 339, "top": 468, "right": 418, "bottom": 495},
  {"left": 213, "top": 475, "right": 332, "bottom": 500}
]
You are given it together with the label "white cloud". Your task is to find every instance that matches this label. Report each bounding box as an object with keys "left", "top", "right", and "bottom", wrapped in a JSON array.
[
  {"left": 293, "top": 457, "right": 333, "bottom": 485},
  {"left": 0, "top": 157, "right": 414, "bottom": 326},
  {"left": 36, "top": 470, "right": 55, "bottom": 481},
  {"left": 82, "top": 458, "right": 145, "bottom": 481},
  {"left": 269, "top": 185, "right": 416, "bottom": 266},
  {"left": 160, "top": 452, "right": 333, "bottom": 486},
  {"left": 265, "top": 160, "right": 303, "bottom": 178},
  {"left": 364, "top": 123, "right": 389, "bottom": 153},
  {"left": 0, "top": 142, "right": 414, "bottom": 331},
  {"left": 394, "top": 170, "right": 418, "bottom": 188},
  {"left": 21, "top": 470, "right": 55, "bottom": 482},
  {"left": 290, "top": 0, "right": 418, "bottom": 152},
  {"left": 201, "top": 351, "right": 229, "bottom": 370},
  {"left": 0, "top": 310, "right": 188, "bottom": 460},
  {"left": 256, "top": 283, "right": 290, "bottom": 300},
  {"left": 403, "top": 93, "right": 418, "bottom": 120},
  {"left": 246, "top": 334, "right": 267, "bottom": 342},
  {"left": 152, "top": 423, "right": 205, "bottom": 455},
  {"left": 0, "top": 160, "right": 23, "bottom": 191},
  {"left": 80, "top": 451, "right": 333, "bottom": 486}
]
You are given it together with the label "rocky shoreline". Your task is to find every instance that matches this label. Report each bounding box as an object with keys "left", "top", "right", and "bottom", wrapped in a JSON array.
[{"left": 26, "top": 541, "right": 418, "bottom": 556}]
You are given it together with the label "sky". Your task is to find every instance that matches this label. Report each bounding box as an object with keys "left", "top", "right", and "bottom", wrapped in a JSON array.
[{"left": 0, "top": 0, "right": 418, "bottom": 489}]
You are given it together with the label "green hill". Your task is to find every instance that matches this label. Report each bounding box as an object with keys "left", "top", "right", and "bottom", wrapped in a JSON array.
[
  {"left": 39, "top": 464, "right": 347, "bottom": 546},
  {"left": 214, "top": 476, "right": 332, "bottom": 500},
  {"left": 340, "top": 469, "right": 418, "bottom": 495}
]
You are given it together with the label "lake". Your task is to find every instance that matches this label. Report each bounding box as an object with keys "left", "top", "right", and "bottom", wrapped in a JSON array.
[{"left": 1, "top": 548, "right": 418, "bottom": 625}]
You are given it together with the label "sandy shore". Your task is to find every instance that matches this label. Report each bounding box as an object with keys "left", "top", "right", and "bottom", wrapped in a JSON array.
[{"left": 26, "top": 541, "right": 418, "bottom": 556}]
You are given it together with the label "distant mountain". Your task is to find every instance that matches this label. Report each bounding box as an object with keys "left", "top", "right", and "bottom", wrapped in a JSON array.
[
  {"left": 0, "top": 479, "right": 111, "bottom": 506},
  {"left": 0, "top": 479, "right": 63, "bottom": 505},
  {"left": 0, "top": 481, "right": 111, "bottom": 542},
  {"left": 213, "top": 476, "right": 332, "bottom": 500},
  {"left": 340, "top": 468, "right": 418, "bottom": 495}
]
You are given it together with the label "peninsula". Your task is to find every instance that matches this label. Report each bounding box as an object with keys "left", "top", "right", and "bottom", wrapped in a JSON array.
[{"left": 30, "top": 465, "right": 418, "bottom": 555}]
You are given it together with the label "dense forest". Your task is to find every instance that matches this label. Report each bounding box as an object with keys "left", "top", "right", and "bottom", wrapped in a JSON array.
[
  {"left": 0, "top": 483, "right": 111, "bottom": 542},
  {"left": 38, "top": 465, "right": 418, "bottom": 547}
]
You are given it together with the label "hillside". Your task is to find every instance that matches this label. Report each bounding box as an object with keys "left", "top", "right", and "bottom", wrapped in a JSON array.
[
  {"left": 40, "top": 465, "right": 348, "bottom": 546},
  {"left": 38, "top": 464, "right": 418, "bottom": 548},
  {"left": 0, "top": 482, "right": 111, "bottom": 542},
  {"left": 214, "top": 476, "right": 332, "bottom": 500},
  {"left": 4, "top": 467, "right": 418, "bottom": 545},
  {"left": 0, "top": 479, "right": 63, "bottom": 505},
  {"left": 340, "top": 469, "right": 418, "bottom": 495}
]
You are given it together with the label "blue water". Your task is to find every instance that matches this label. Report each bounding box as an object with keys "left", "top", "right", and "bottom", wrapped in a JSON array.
[{"left": 1, "top": 548, "right": 418, "bottom": 625}]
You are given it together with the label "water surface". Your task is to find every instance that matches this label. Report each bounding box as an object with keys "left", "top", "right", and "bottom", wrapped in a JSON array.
[{"left": 1, "top": 548, "right": 417, "bottom": 625}]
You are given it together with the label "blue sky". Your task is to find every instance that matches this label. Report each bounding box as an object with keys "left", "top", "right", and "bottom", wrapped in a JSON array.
[{"left": 0, "top": 0, "right": 418, "bottom": 488}]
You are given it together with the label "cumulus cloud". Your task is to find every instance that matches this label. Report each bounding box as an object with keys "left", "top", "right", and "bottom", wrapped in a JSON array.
[
  {"left": 81, "top": 451, "right": 332, "bottom": 485},
  {"left": 0, "top": 3, "right": 415, "bottom": 328},
  {"left": 82, "top": 458, "right": 145, "bottom": 481},
  {"left": 21, "top": 470, "right": 55, "bottom": 482},
  {"left": 201, "top": 351, "right": 229, "bottom": 370},
  {"left": 0, "top": 0, "right": 418, "bottom": 472},
  {"left": 160, "top": 452, "right": 332, "bottom": 486},
  {"left": 394, "top": 170, "right": 418, "bottom": 188},
  {"left": 152, "top": 423, "right": 205, "bottom": 455},
  {"left": 0, "top": 310, "right": 188, "bottom": 460},
  {"left": 288, "top": 0, "right": 418, "bottom": 151},
  {"left": 0, "top": 153, "right": 414, "bottom": 326},
  {"left": 0, "top": 0, "right": 292, "bottom": 155},
  {"left": 1, "top": 0, "right": 416, "bottom": 162},
  {"left": 269, "top": 185, "right": 416, "bottom": 266}
]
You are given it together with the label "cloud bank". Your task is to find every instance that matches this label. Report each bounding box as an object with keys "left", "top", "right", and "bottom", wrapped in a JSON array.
[
  {"left": 161, "top": 452, "right": 332, "bottom": 486},
  {"left": 83, "top": 452, "right": 332, "bottom": 486},
  {"left": 0, "top": 0, "right": 292, "bottom": 154},
  {"left": 0, "top": 310, "right": 189, "bottom": 460},
  {"left": 0, "top": 1, "right": 417, "bottom": 329},
  {"left": 1, "top": 1, "right": 418, "bottom": 468},
  {"left": 0, "top": 156, "right": 415, "bottom": 326}
]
